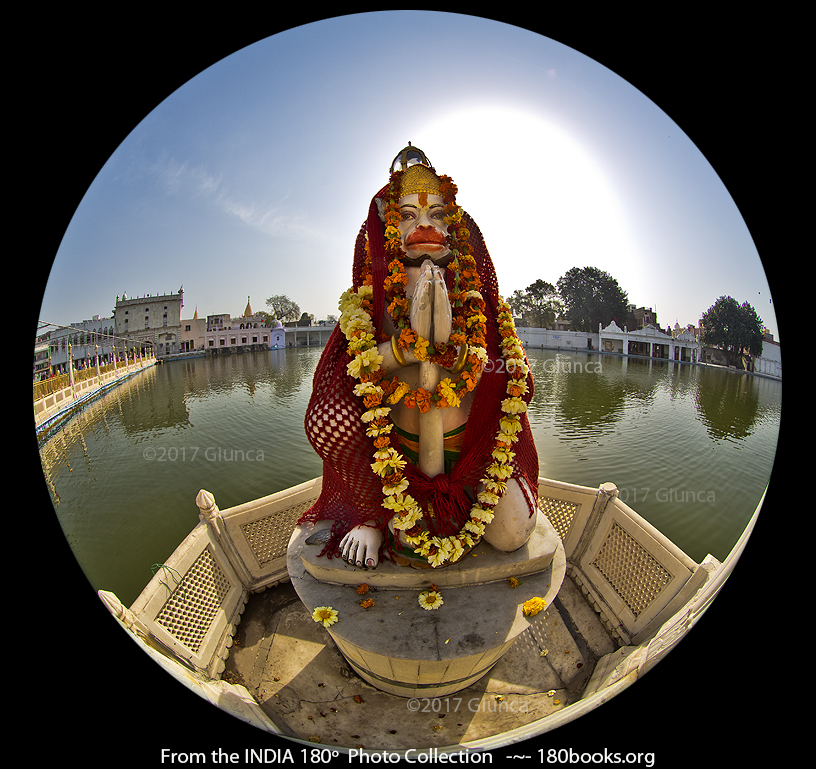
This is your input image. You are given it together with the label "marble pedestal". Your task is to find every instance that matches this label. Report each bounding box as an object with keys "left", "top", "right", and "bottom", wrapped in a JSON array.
[{"left": 287, "top": 511, "right": 565, "bottom": 698}]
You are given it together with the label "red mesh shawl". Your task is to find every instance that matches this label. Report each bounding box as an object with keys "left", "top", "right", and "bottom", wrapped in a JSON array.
[{"left": 300, "top": 184, "right": 539, "bottom": 561}]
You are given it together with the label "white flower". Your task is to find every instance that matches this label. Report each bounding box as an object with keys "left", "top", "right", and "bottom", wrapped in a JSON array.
[
  {"left": 382, "top": 476, "right": 409, "bottom": 495},
  {"left": 501, "top": 396, "right": 527, "bottom": 414},
  {"left": 428, "top": 548, "right": 449, "bottom": 568},
  {"left": 382, "top": 492, "right": 412, "bottom": 512},
  {"left": 340, "top": 307, "right": 373, "bottom": 338},
  {"left": 469, "top": 345, "right": 488, "bottom": 363},
  {"left": 497, "top": 430, "right": 520, "bottom": 445},
  {"left": 418, "top": 589, "right": 444, "bottom": 609},
  {"left": 506, "top": 359, "right": 529, "bottom": 378},
  {"left": 486, "top": 461, "right": 514, "bottom": 480},
  {"left": 477, "top": 490, "right": 500, "bottom": 506},
  {"left": 371, "top": 448, "right": 407, "bottom": 475},
  {"left": 311, "top": 606, "right": 339, "bottom": 627},
  {"left": 402, "top": 531, "right": 426, "bottom": 548},
  {"left": 365, "top": 422, "right": 393, "bottom": 439},
  {"left": 393, "top": 507, "right": 423, "bottom": 530},
  {"left": 347, "top": 346, "right": 383, "bottom": 378},
  {"left": 414, "top": 537, "right": 433, "bottom": 556},
  {"left": 471, "top": 505, "right": 495, "bottom": 524},
  {"left": 491, "top": 446, "right": 516, "bottom": 464},
  {"left": 348, "top": 332, "right": 377, "bottom": 353},
  {"left": 499, "top": 415, "right": 522, "bottom": 434},
  {"left": 338, "top": 288, "right": 361, "bottom": 311},
  {"left": 447, "top": 538, "right": 466, "bottom": 563},
  {"left": 353, "top": 381, "right": 383, "bottom": 398},
  {"left": 361, "top": 406, "right": 391, "bottom": 422}
]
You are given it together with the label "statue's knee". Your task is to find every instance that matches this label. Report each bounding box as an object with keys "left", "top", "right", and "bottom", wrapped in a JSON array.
[{"left": 481, "top": 479, "right": 536, "bottom": 552}]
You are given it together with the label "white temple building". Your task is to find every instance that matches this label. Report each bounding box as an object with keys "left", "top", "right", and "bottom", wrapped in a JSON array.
[
  {"left": 598, "top": 320, "right": 701, "bottom": 362},
  {"left": 204, "top": 297, "right": 284, "bottom": 354}
]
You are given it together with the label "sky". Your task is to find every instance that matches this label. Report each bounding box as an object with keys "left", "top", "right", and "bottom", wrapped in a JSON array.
[{"left": 37, "top": 12, "right": 780, "bottom": 342}]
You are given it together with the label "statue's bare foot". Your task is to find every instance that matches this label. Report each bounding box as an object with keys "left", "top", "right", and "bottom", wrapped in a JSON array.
[{"left": 339, "top": 524, "right": 383, "bottom": 569}]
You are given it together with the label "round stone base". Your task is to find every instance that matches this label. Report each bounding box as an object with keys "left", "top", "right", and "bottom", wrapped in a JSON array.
[{"left": 286, "top": 512, "right": 566, "bottom": 698}]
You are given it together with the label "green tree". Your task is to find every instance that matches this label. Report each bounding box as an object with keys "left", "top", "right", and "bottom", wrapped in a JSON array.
[
  {"left": 700, "top": 296, "right": 764, "bottom": 369},
  {"left": 265, "top": 294, "right": 301, "bottom": 323},
  {"left": 255, "top": 311, "right": 277, "bottom": 326},
  {"left": 556, "top": 267, "right": 629, "bottom": 332},
  {"left": 507, "top": 279, "right": 563, "bottom": 328}
]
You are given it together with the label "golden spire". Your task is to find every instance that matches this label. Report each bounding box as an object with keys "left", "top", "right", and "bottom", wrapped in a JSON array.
[{"left": 244, "top": 296, "right": 253, "bottom": 317}]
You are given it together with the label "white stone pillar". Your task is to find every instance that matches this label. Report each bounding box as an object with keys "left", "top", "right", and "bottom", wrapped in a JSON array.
[{"left": 67, "top": 343, "right": 75, "bottom": 390}]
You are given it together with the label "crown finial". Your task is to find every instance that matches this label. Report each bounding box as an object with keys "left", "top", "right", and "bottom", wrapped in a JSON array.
[{"left": 390, "top": 142, "right": 433, "bottom": 173}]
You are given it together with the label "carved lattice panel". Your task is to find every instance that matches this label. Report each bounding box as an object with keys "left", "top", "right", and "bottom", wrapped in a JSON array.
[
  {"left": 591, "top": 521, "right": 671, "bottom": 618},
  {"left": 154, "top": 546, "right": 232, "bottom": 653},
  {"left": 241, "top": 501, "right": 314, "bottom": 565},
  {"left": 538, "top": 495, "right": 579, "bottom": 542}
]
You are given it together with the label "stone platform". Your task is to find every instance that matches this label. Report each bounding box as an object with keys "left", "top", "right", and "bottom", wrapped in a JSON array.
[{"left": 287, "top": 511, "right": 566, "bottom": 698}]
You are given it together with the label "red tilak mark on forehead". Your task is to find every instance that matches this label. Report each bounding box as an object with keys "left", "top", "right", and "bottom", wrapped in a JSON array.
[{"left": 418, "top": 191, "right": 428, "bottom": 207}]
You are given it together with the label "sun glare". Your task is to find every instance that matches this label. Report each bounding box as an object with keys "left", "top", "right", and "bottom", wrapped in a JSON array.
[{"left": 418, "top": 106, "right": 640, "bottom": 297}]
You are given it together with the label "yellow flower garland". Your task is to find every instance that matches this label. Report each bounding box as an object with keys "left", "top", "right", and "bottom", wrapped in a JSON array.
[
  {"left": 339, "top": 286, "right": 529, "bottom": 568},
  {"left": 337, "top": 170, "right": 531, "bottom": 567}
]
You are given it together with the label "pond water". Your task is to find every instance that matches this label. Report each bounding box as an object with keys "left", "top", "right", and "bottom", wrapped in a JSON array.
[{"left": 38, "top": 347, "right": 781, "bottom": 607}]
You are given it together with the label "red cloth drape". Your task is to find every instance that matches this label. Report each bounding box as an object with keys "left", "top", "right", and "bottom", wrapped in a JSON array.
[{"left": 300, "top": 186, "right": 539, "bottom": 562}]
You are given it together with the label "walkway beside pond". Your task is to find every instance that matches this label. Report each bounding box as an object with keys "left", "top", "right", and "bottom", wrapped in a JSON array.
[{"left": 34, "top": 352, "right": 157, "bottom": 434}]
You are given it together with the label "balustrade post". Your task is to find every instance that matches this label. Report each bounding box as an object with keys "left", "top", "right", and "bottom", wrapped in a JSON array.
[
  {"left": 195, "top": 489, "right": 253, "bottom": 587},
  {"left": 196, "top": 488, "right": 222, "bottom": 534},
  {"left": 98, "top": 590, "right": 150, "bottom": 636},
  {"left": 572, "top": 482, "right": 619, "bottom": 564},
  {"left": 67, "top": 342, "right": 76, "bottom": 398}
]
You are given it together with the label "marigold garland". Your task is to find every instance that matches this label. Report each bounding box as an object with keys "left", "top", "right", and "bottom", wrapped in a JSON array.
[{"left": 338, "top": 170, "right": 531, "bottom": 568}]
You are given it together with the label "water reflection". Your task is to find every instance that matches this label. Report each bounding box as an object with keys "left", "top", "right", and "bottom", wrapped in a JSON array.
[
  {"left": 179, "top": 348, "right": 318, "bottom": 403},
  {"left": 693, "top": 366, "right": 762, "bottom": 441},
  {"left": 529, "top": 354, "right": 661, "bottom": 438},
  {"left": 527, "top": 351, "right": 776, "bottom": 444}
]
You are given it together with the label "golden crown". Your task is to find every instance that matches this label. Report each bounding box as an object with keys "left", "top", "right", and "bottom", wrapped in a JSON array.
[
  {"left": 389, "top": 143, "right": 441, "bottom": 197},
  {"left": 399, "top": 163, "right": 442, "bottom": 197}
]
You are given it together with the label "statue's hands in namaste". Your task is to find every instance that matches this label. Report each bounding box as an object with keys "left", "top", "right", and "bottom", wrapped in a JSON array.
[
  {"left": 339, "top": 522, "right": 381, "bottom": 569},
  {"left": 339, "top": 261, "right": 453, "bottom": 570},
  {"left": 410, "top": 259, "right": 452, "bottom": 345}
]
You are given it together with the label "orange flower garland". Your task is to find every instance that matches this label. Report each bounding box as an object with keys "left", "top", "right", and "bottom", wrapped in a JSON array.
[
  {"left": 381, "top": 169, "right": 487, "bottom": 412},
  {"left": 337, "top": 170, "right": 531, "bottom": 567}
]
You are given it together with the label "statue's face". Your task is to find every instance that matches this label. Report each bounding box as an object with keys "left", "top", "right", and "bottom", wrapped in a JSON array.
[{"left": 398, "top": 192, "right": 451, "bottom": 264}]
